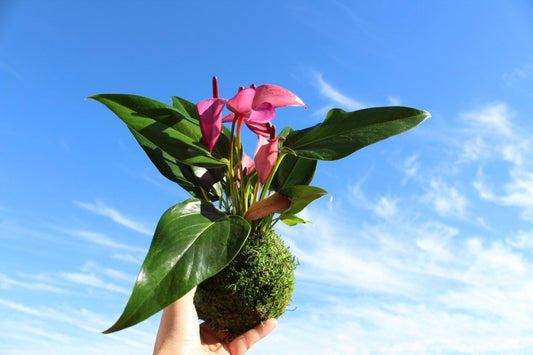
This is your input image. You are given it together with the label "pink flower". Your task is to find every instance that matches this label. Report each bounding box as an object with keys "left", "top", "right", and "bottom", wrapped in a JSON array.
[
  {"left": 196, "top": 78, "right": 305, "bottom": 152},
  {"left": 196, "top": 77, "right": 227, "bottom": 152},
  {"left": 235, "top": 152, "right": 256, "bottom": 185},
  {"left": 241, "top": 152, "right": 256, "bottom": 177},
  {"left": 225, "top": 84, "right": 306, "bottom": 136},
  {"left": 254, "top": 134, "right": 278, "bottom": 185},
  {"left": 197, "top": 97, "right": 226, "bottom": 152}
]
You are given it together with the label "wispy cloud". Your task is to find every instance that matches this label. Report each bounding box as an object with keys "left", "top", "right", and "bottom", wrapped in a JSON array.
[
  {"left": 503, "top": 62, "right": 533, "bottom": 95},
  {"left": 0, "top": 273, "right": 69, "bottom": 294},
  {"left": 373, "top": 196, "right": 399, "bottom": 220},
  {"left": 0, "top": 299, "right": 155, "bottom": 354},
  {"left": 269, "top": 99, "right": 533, "bottom": 352},
  {"left": 458, "top": 102, "right": 533, "bottom": 221},
  {"left": 59, "top": 228, "right": 146, "bottom": 253},
  {"left": 61, "top": 272, "right": 130, "bottom": 294},
  {"left": 81, "top": 261, "right": 134, "bottom": 282},
  {"left": 76, "top": 201, "right": 152, "bottom": 236},
  {"left": 462, "top": 102, "right": 514, "bottom": 138},
  {"left": 387, "top": 96, "right": 402, "bottom": 106},
  {"left": 274, "top": 196, "right": 533, "bottom": 354},
  {"left": 112, "top": 253, "right": 144, "bottom": 265},
  {"left": 421, "top": 178, "right": 469, "bottom": 218},
  {"left": 313, "top": 72, "right": 366, "bottom": 116}
]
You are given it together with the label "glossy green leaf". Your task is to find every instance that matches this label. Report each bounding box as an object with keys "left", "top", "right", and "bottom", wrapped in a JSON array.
[
  {"left": 130, "top": 129, "right": 224, "bottom": 200},
  {"left": 104, "top": 198, "right": 250, "bottom": 333},
  {"left": 278, "top": 185, "right": 329, "bottom": 215},
  {"left": 284, "top": 106, "right": 430, "bottom": 160},
  {"left": 272, "top": 127, "right": 317, "bottom": 191},
  {"left": 272, "top": 153, "right": 317, "bottom": 191},
  {"left": 280, "top": 214, "right": 310, "bottom": 226},
  {"left": 171, "top": 95, "right": 200, "bottom": 121},
  {"left": 89, "top": 94, "right": 226, "bottom": 167}
]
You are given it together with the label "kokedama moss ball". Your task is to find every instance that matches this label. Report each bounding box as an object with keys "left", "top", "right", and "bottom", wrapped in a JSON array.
[{"left": 194, "top": 229, "right": 296, "bottom": 334}]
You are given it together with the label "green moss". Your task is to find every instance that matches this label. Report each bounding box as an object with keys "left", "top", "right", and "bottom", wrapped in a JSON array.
[{"left": 194, "top": 230, "right": 296, "bottom": 334}]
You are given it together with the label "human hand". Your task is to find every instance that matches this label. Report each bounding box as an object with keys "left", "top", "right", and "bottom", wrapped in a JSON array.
[{"left": 153, "top": 287, "right": 277, "bottom": 355}]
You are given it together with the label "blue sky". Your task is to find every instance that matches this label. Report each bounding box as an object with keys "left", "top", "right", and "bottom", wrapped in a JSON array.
[{"left": 2, "top": 1, "right": 533, "bottom": 354}]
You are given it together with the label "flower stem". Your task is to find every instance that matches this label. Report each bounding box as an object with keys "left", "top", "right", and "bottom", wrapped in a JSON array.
[{"left": 227, "top": 118, "right": 239, "bottom": 214}]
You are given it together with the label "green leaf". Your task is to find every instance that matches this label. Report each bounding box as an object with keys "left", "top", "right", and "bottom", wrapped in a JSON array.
[
  {"left": 89, "top": 94, "right": 226, "bottom": 167},
  {"left": 272, "top": 153, "right": 317, "bottom": 191},
  {"left": 104, "top": 198, "right": 250, "bottom": 333},
  {"left": 130, "top": 129, "right": 224, "bottom": 200},
  {"left": 280, "top": 214, "right": 310, "bottom": 226},
  {"left": 278, "top": 185, "right": 329, "bottom": 215},
  {"left": 272, "top": 126, "right": 317, "bottom": 191},
  {"left": 171, "top": 95, "right": 200, "bottom": 121},
  {"left": 284, "top": 106, "right": 430, "bottom": 160}
]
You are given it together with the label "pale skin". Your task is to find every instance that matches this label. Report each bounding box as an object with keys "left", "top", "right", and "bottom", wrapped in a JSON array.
[{"left": 153, "top": 287, "right": 277, "bottom": 355}]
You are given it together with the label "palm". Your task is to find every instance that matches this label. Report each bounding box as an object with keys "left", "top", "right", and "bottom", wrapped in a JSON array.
[
  {"left": 199, "top": 320, "right": 277, "bottom": 355},
  {"left": 154, "top": 288, "right": 276, "bottom": 355}
]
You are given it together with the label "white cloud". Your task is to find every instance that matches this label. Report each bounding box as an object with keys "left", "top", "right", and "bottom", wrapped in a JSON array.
[
  {"left": 462, "top": 102, "right": 514, "bottom": 138},
  {"left": 503, "top": 63, "right": 533, "bottom": 94},
  {"left": 387, "top": 96, "right": 402, "bottom": 106},
  {"left": 113, "top": 253, "right": 144, "bottom": 265},
  {"left": 313, "top": 72, "right": 366, "bottom": 111},
  {"left": 81, "top": 262, "right": 134, "bottom": 282},
  {"left": 77, "top": 201, "right": 152, "bottom": 236},
  {"left": 59, "top": 228, "right": 147, "bottom": 252},
  {"left": 0, "top": 273, "right": 69, "bottom": 294},
  {"left": 60, "top": 272, "right": 130, "bottom": 295},
  {"left": 270, "top": 198, "right": 533, "bottom": 354},
  {"left": 0, "top": 299, "right": 156, "bottom": 354},
  {"left": 457, "top": 104, "right": 533, "bottom": 222},
  {"left": 421, "top": 178, "right": 469, "bottom": 218},
  {"left": 373, "top": 196, "right": 398, "bottom": 220}
]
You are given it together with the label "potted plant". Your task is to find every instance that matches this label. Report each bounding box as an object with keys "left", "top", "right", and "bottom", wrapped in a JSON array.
[{"left": 89, "top": 77, "right": 429, "bottom": 334}]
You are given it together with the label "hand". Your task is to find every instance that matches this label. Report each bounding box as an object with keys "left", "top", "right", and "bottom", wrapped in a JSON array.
[{"left": 153, "top": 287, "right": 277, "bottom": 355}]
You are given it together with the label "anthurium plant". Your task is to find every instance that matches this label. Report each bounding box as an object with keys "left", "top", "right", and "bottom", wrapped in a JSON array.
[{"left": 89, "top": 77, "right": 429, "bottom": 334}]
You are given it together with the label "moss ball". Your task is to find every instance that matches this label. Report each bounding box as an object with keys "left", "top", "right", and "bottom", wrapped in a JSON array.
[{"left": 194, "top": 230, "right": 296, "bottom": 334}]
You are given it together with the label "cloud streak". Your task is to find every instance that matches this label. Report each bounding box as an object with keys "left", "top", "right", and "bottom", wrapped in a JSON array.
[
  {"left": 59, "top": 228, "right": 147, "bottom": 253},
  {"left": 0, "top": 273, "right": 69, "bottom": 294},
  {"left": 77, "top": 201, "right": 152, "bottom": 236},
  {"left": 313, "top": 72, "right": 366, "bottom": 116}
]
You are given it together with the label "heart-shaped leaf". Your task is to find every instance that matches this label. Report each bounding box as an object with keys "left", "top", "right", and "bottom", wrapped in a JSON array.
[
  {"left": 104, "top": 198, "right": 250, "bottom": 333},
  {"left": 284, "top": 106, "right": 430, "bottom": 160}
]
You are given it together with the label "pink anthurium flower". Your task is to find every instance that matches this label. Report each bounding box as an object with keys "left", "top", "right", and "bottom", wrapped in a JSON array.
[
  {"left": 241, "top": 152, "right": 256, "bottom": 177},
  {"left": 197, "top": 97, "right": 226, "bottom": 152},
  {"left": 254, "top": 135, "right": 279, "bottom": 184},
  {"left": 225, "top": 84, "right": 306, "bottom": 136},
  {"left": 196, "top": 78, "right": 305, "bottom": 152},
  {"left": 235, "top": 152, "right": 256, "bottom": 186},
  {"left": 196, "top": 77, "right": 227, "bottom": 152}
]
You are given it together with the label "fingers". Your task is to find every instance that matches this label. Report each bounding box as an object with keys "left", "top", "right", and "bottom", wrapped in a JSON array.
[{"left": 227, "top": 319, "right": 277, "bottom": 355}]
